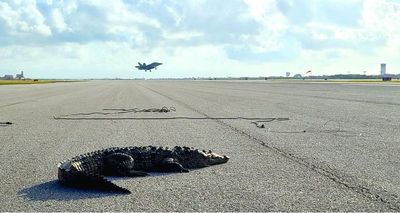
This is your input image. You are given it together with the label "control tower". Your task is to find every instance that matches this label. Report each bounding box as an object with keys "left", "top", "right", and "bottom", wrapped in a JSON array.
[
  {"left": 381, "top": 63, "right": 391, "bottom": 81},
  {"left": 381, "top": 63, "right": 386, "bottom": 77}
]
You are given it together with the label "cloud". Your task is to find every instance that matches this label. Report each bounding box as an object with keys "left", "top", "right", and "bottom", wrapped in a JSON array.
[
  {"left": 1, "top": 0, "right": 259, "bottom": 46},
  {"left": 276, "top": 0, "right": 364, "bottom": 26},
  {"left": 362, "top": 0, "right": 400, "bottom": 48},
  {"left": 0, "top": 0, "right": 51, "bottom": 45},
  {"left": 235, "top": 0, "right": 398, "bottom": 63},
  {"left": 0, "top": 0, "right": 399, "bottom": 78}
]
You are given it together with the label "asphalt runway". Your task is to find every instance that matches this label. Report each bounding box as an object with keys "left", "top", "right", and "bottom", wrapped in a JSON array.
[{"left": 0, "top": 80, "right": 399, "bottom": 211}]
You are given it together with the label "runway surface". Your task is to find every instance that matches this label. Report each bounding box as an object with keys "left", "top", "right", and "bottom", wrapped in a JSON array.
[{"left": 0, "top": 80, "right": 399, "bottom": 211}]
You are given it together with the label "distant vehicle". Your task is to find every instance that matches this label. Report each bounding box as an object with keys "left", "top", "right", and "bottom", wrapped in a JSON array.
[{"left": 135, "top": 62, "right": 162, "bottom": 72}]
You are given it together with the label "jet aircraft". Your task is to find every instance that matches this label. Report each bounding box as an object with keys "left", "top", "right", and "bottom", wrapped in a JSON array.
[{"left": 135, "top": 62, "right": 162, "bottom": 72}]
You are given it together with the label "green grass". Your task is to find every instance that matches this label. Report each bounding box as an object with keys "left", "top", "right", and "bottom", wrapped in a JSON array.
[{"left": 0, "top": 80, "right": 78, "bottom": 85}]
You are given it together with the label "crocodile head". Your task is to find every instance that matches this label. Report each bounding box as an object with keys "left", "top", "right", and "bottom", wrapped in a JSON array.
[
  {"left": 202, "top": 150, "right": 230, "bottom": 165},
  {"left": 175, "top": 148, "right": 229, "bottom": 169}
]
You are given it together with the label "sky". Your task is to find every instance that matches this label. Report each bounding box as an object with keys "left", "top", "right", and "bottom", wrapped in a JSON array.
[{"left": 0, "top": 0, "right": 399, "bottom": 79}]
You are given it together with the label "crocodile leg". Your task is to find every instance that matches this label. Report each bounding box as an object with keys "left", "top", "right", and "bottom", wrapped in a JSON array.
[
  {"left": 156, "top": 158, "right": 189, "bottom": 173},
  {"left": 104, "top": 153, "right": 149, "bottom": 177},
  {"left": 163, "top": 162, "right": 189, "bottom": 173},
  {"left": 122, "top": 169, "right": 149, "bottom": 177}
]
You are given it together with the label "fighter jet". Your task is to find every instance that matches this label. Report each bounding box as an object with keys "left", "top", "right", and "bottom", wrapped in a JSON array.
[{"left": 135, "top": 62, "right": 162, "bottom": 72}]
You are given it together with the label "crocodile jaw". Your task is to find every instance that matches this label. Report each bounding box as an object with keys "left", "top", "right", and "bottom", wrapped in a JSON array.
[{"left": 205, "top": 152, "right": 230, "bottom": 165}]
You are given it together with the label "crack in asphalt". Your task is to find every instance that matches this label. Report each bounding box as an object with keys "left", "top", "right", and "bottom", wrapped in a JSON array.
[
  {"left": 0, "top": 100, "right": 36, "bottom": 109},
  {"left": 141, "top": 84, "right": 400, "bottom": 211}
]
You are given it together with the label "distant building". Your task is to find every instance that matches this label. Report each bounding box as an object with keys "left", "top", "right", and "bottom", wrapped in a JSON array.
[
  {"left": 293, "top": 74, "right": 302, "bottom": 78},
  {"left": 286, "top": 72, "right": 290, "bottom": 77},
  {"left": 15, "top": 71, "right": 24, "bottom": 80},
  {"left": 380, "top": 63, "right": 392, "bottom": 81},
  {"left": 2, "top": 75, "right": 14, "bottom": 80},
  {"left": 381, "top": 64, "right": 386, "bottom": 76}
]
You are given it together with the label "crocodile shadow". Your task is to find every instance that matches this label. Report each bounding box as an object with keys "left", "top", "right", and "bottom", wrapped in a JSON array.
[
  {"left": 18, "top": 180, "right": 127, "bottom": 201},
  {"left": 18, "top": 173, "right": 173, "bottom": 201}
]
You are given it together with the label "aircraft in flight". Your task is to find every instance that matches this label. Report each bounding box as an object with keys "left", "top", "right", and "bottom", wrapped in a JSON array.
[{"left": 135, "top": 62, "right": 162, "bottom": 72}]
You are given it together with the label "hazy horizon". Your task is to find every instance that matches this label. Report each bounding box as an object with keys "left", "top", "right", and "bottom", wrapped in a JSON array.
[{"left": 1, "top": 0, "right": 399, "bottom": 79}]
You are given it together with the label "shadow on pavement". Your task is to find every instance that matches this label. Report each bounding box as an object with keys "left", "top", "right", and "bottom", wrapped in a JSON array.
[{"left": 18, "top": 180, "right": 126, "bottom": 201}]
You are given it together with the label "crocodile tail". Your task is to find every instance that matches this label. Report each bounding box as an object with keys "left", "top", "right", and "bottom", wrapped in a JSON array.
[
  {"left": 86, "top": 173, "right": 131, "bottom": 194},
  {"left": 60, "top": 172, "right": 131, "bottom": 194}
]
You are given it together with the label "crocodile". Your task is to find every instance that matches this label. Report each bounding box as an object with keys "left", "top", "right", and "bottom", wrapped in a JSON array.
[{"left": 58, "top": 146, "right": 229, "bottom": 193}]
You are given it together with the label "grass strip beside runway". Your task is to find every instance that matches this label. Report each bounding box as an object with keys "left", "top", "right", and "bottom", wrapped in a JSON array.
[{"left": 0, "top": 80, "right": 81, "bottom": 85}]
